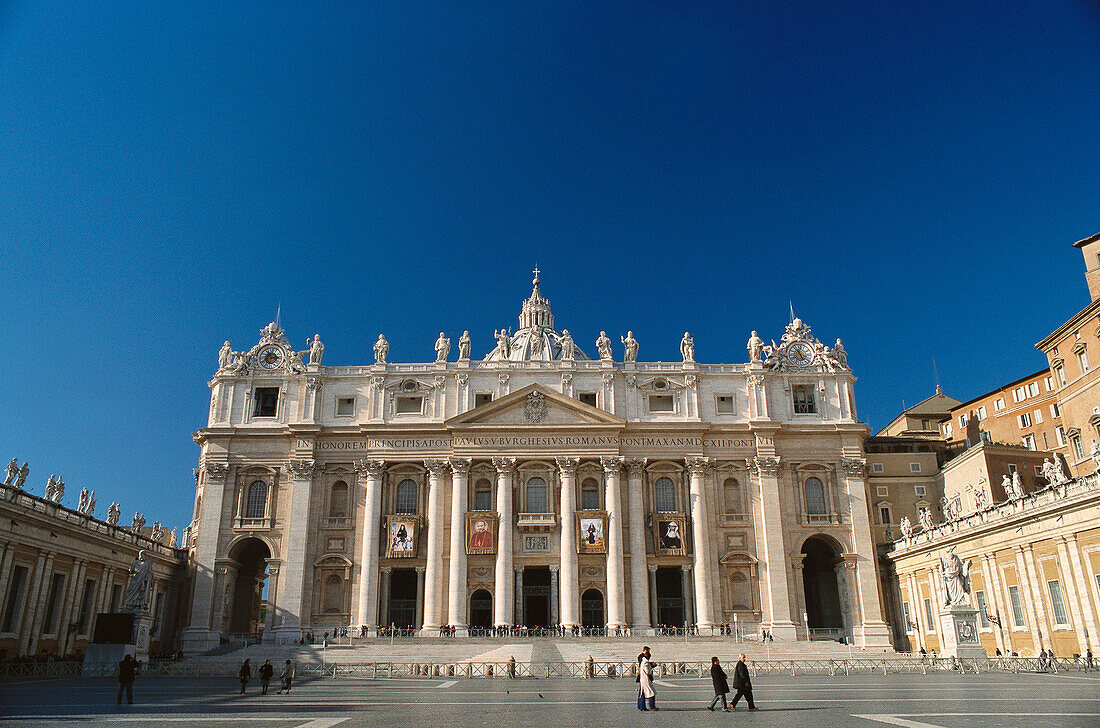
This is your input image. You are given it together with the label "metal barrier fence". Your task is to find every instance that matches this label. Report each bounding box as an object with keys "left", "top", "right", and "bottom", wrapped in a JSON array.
[{"left": 3, "top": 655, "right": 1094, "bottom": 681}]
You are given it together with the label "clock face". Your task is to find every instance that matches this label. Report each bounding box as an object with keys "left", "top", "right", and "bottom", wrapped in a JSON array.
[
  {"left": 787, "top": 341, "right": 814, "bottom": 367},
  {"left": 258, "top": 346, "right": 283, "bottom": 370}
]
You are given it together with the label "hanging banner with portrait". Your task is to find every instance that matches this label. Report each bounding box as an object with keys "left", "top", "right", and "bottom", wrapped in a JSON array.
[
  {"left": 654, "top": 513, "right": 686, "bottom": 556},
  {"left": 577, "top": 512, "right": 607, "bottom": 554},
  {"left": 386, "top": 515, "right": 418, "bottom": 558},
  {"left": 465, "top": 512, "right": 498, "bottom": 555}
]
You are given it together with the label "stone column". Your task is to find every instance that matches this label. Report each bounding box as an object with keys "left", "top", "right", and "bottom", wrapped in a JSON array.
[
  {"left": 601, "top": 456, "right": 626, "bottom": 630},
  {"left": 355, "top": 460, "right": 385, "bottom": 634},
  {"left": 906, "top": 573, "right": 925, "bottom": 651},
  {"left": 24, "top": 551, "right": 54, "bottom": 656},
  {"left": 549, "top": 565, "right": 560, "bottom": 627},
  {"left": 984, "top": 554, "right": 1012, "bottom": 654},
  {"left": 98, "top": 567, "right": 116, "bottom": 615},
  {"left": 1013, "top": 547, "right": 1043, "bottom": 655},
  {"left": 271, "top": 459, "right": 321, "bottom": 643},
  {"left": 1050, "top": 542, "right": 1088, "bottom": 656},
  {"left": 979, "top": 556, "right": 1006, "bottom": 655},
  {"left": 263, "top": 563, "right": 280, "bottom": 636},
  {"left": 1062, "top": 535, "right": 1099, "bottom": 653},
  {"left": 841, "top": 458, "right": 891, "bottom": 647},
  {"left": 791, "top": 557, "right": 807, "bottom": 640},
  {"left": 750, "top": 456, "right": 796, "bottom": 639},
  {"left": 58, "top": 560, "right": 86, "bottom": 654},
  {"left": 556, "top": 456, "right": 580, "bottom": 629},
  {"left": 414, "top": 566, "right": 425, "bottom": 629},
  {"left": 183, "top": 462, "right": 230, "bottom": 653},
  {"left": 515, "top": 567, "right": 524, "bottom": 625},
  {"left": 380, "top": 567, "right": 392, "bottom": 627},
  {"left": 0, "top": 543, "right": 15, "bottom": 605},
  {"left": 420, "top": 460, "right": 449, "bottom": 634},
  {"left": 492, "top": 457, "right": 516, "bottom": 627},
  {"left": 685, "top": 457, "right": 714, "bottom": 629},
  {"left": 681, "top": 564, "right": 695, "bottom": 627},
  {"left": 835, "top": 558, "right": 857, "bottom": 639},
  {"left": 624, "top": 459, "right": 651, "bottom": 633},
  {"left": 648, "top": 565, "right": 659, "bottom": 626},
  {"left": 447, "top": 459, "right": 472, "bottom": 635},
  {"left": 1023, "top": 545, "right": 1052, "bottom": 651}
]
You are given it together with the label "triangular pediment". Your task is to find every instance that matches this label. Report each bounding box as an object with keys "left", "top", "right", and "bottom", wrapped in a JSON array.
[{"left": 446, "top": 383, "right": 625, "bottom": 427}]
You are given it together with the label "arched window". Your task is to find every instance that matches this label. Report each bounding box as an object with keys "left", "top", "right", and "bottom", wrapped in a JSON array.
[
  {"left": 723, "top": 477, "right": 741, "bottom": 513},
  {"left": 473, "top": 479, "right": 492, "bottom": 511},
  {"left": 581, "top": 478, "right": 600, "bottom": 510},
  {"left": 245, "top": 481, "right": 268, "bottom": 519},
  {"left": 654, "top": 477, "right": 676, "bottom": 512},
  {"left": 804, "top": 477, "right": 827, "bottom": 515},
  {"left": 323, "top": 574, "right": 344, "bottom": 613},
  {"left": 525, "top": 476, "right": 548, "bottom": 513},
  {"left": 329, "top": 481, "right": 348, "bottom": 517},
  {"left": 395, "top": 479, "right": 418, "bottom": 514}
]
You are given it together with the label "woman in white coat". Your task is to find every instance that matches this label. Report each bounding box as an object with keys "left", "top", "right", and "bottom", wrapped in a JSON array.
[{"left": 637, "top": 646, "right": 657, "bottom": 711}]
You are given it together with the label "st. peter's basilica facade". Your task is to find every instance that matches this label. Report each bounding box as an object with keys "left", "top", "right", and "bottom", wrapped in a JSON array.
[{"left": 181, "top": 275, "right": 890, "bottom": 651}]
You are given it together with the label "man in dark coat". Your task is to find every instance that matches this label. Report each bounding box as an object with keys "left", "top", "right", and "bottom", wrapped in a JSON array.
[
  {"left": 707, "top": 656, "right": 730, "bottom": 711},
  {"left": 238, "top": 658, "right": 251, "bottom": 694},
  {"left": 730, "top": 653, "right": 757, "bottom": 710},
  {"left": 259, "top": 659, "right": 274, "bottom": 694},
  {"left": 116, "top": 654, "right": 137, "bottom": 704}
]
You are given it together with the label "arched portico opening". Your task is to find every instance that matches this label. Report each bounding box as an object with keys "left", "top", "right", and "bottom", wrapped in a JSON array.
[
  {"left": 581, "top": 588, "right": 604, "bottom": 628},
  {"left": 469, "top": 589, "right": 493, "bottom": 629},
  {"left": 802, "top": 536, "right": 844, "bottom": 634},
  {"left": 227, "top": 538, "right": 271, "bottom": 636}
]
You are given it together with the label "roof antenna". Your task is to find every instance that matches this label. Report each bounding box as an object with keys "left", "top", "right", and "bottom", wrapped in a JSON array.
[
  {"left": 275, "top": 302, "right": 281, "bottom": 328},
  {"left": 933, "top": 357, "right": 942, "bottom": 395},
  {"left": 789, "top": 301, "right": 795, "bottom": 324}
]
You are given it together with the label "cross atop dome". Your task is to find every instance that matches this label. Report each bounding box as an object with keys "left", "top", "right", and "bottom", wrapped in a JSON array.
[{"left": 520, "top": 268, "right": 553, "bottom": 329}]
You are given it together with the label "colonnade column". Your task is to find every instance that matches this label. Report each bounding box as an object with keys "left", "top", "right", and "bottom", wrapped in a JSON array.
[
  {"left": 1062, "top": 535, "right": 1098, "bottom": 653},
  {"left": 447, "top": 459, "right": 472, "bottom": 635},
  {"left": 355, "top": 459, "right": 385, "bottom": 635},
  {"left": 1052, "top": 543, "right": 1088, "bottom": 657},
  {"left": 183, "top": 462, "right": 230, "bottom": 652},
  {"left": 1012, "top": 547, "right": 1043, "bottom": 655},
  {"left": 24, "top": 551, "right": 55, "bottom": 656},
  {"left": 750, "top": 454, "right": 796, "bottom": 639},
  {"left": 625, "top": 459, "right": 651, "bottom": 633},
  {"left": 602, "top": 456, "right": 626, "bottom": 630},
  {"left": 1023, "top": 545, "right": 1052, "bottom": 652},
  {"left": 420, "top": 460, "right": 449, "bottom": 634},
  {"left": 685, "top": 457, "right": 714, "bottom": 629},
  {"left": 979, "top": 555, "right": 1006, "bottom": 655},
  {"left": 647, "top": 565, "right": 659, "bottom": 627},
  {"left": 983, "top": 554, "right": 1012, "bottom": 654},
  {"left": 556, "top": 456, "right": 580, "bottom": 629},
  {"left": 492, "top": 457, "right": 516, "bottom": 627}
]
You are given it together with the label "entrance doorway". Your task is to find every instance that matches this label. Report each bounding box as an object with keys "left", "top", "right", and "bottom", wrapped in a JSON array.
[
  {"left": 469, "top": 589, "right": 493, "bottom": 629},
  {"left": 581, "top": 588, "right": 604, "bottom": 628},
  {"left": 228, "top": 538, "right": 270, "bottom": 635},
  {"left": 802, "top": 537, "right": 844, "bottom": 630},
  {"left": 522, "top": 566, "right": 550, "bottom": 627},
  {"left": 388, "top": 568, "right": 417, "bottom": 629},
  {"left": 655, "top": 567, "right": 685, "bottom": 627}
]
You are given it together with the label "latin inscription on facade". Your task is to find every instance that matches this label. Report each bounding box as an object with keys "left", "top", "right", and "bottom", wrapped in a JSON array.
[{"left": 300, "top": 436, "right": 752, "bottom": 452}]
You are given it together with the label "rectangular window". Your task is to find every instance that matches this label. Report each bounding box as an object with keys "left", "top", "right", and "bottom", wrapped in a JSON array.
[
  {"left": 959, "top": 414, "right": 968, "bottom": 427},
  {"left": 1055, "top": 365, "right": 1067, "bottom": 386},
  {"left": 648, "top": 394, "right": 675, "bottom": 413},
  {"left": 1051, "top": 402, "right": 1060, "bottom": 418},
  {"left": 1044, "top": 376, "right": 1054, "bottom": 391},
  {"left": 1056, "top": 427, "right": 1067, "bottom": 447},
  {"left": 41, "top": 573, "right": 65, "bottom": 635},
  {"left": 335, "top": 397, "right": 355, "bottom": 417},
  {"left": 1028, "top": 382, "right": 1040, "bottom": 397},
  {"left": 1078, "top": 350, "right": 1090, "bottom": 373},
  {"left": 977, "top": 406, "right": 987, "bottom": 420},
  {"left": 581, "top": 488, "right": 599, "bottom": 511},
  {"left": 909, "top": 462, "right": 921, "bottom": 473},
  {"left": 792, "top": 385, "right": 816, "bottom": 414},
  {"left": 1022, "top": 434, "right": 1036, "bottom": 450},
  {"left": 474, "top": 489, "right": 491, "bottom": 511},
  {"left": 872, "top": 463, "right": 884, "bottom": 473},
  {"left": 475, "top": 393, "right": 493, "bottom": 408},
  {"left": 1072, "top": 436, "right": 1084, "bottom": 460},
  {"left": 1, "top": 565, "right": 29, "bottom": 633},
  {"left": 915, "top": 485, "right": 926, "bottom": 496},
  {"left": 715, "top": 395, "right": 734, "bottom": 414},
  {"left": 395, "top": 395, "right": 423, "bottom": 414},
  {"left": 1017, "top": 412, "right": 1032, "bottom": 428},
  {"left": 876, "top": 485, "right": 888, "bottom": 497},
  {"left": 1008, "top": 463, "right": 1018, "bottom": 474},
  {"left": 1033, "top": 409, "right": 1043, "bottom": 424},
  {"left": 942, "top": 422, "right": 952, "bottom": 436},
  {"left": 924, "top": 598, "right": 935, "bottom": 631},
  {"left": 578, "top": 392, "right": 597, "bottom": 408},
  {"left": 77, "top": 578, "right": 96, "bottom": 634},
  {"left": 994, "top": 397, "right": 1006, "bottom": 411},
  {"left": 902, "top": 602, "right": 912, "bottom": 632},
  {"left": 879, "top": 506, "right": 892, "bottom": 524},
  {"left": 1013, "top": 387, "right": 1024, "bottom": 403},
  {"left": 1008, "top": 585, "right": 1026, "bottom": 627},
  {"left": 1047, "top": 580, "right": 1069, "bottom": 626},
  {"left": 253, "top": 387, "right": 279, "bottom": 417},
  {"left": 976, "top": 591, "right": 990, "bottom": 628}
]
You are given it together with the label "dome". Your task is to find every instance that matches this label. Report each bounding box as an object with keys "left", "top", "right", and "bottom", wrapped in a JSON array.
[{"left": 483, "top": 272, "right": 590, "bottom": 362}]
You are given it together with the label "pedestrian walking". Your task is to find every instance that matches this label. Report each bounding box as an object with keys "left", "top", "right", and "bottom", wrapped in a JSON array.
[
  {"left": 116, "top": 654, "right": 137, "bottom": 705},
  {"left": 637, "top": 646, "right": 657, "bottom": 711},
  {"left": 730, "top": 653, "right": 757, "bottom": 711},
  {"left": 707, "top": 656, "right": 730, "bottom": 711},
  {"left": 238, "top": 658, "right": 251, "bottom": 695},
  {"left": 259, "top": 659, "right": 274, "bottom": 694},
  {"left": 277, "top": 659, "right": 295, "bottom": 694}
]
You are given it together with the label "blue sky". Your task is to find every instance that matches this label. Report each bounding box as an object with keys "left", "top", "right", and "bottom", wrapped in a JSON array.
[{"left": 1, "top": 2, "right": 1097, "bottom": 533}]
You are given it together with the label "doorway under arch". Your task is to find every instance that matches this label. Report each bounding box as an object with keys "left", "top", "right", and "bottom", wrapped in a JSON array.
[
  {"left": 469, "top": 589, "right": 493, "bottom": 629},
  {"left": 802, "top": 537, "right": 844, "bottom": 630},
  {"left": 581, "top": 588, "right": 604, "bottom": 628},
  {"left": 227, "top": 538, "right": 271, "bottom": 635}
]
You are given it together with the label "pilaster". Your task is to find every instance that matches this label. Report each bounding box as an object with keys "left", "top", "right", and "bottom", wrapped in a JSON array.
[
  {"left": 270, "top": 458, "right": 322, "bottom": 643},
  {"left": 601, "top": 456, "right": 626, "bottom": 629},
  {"left": 625, "top": 459, "right": 651, "bottom": 632},
  {"left": 447, "top": 459, "right": 471, "bottom": 634},
  {"left": 556, "top": 456, "right": 579, "bottom": 628},
  {"left": 686, "top": 457, "right": 714, "bottom": 628},
  {"left": 355, "top": 459, "right": 385, "bottom": 634},
  {"left": 493, "top": 457, "right": 516, "bottom": 627},
  {"left": 840, "top": 457, "right": 891, "bottom": 647},
  {"left": 420, "top": 460, "right": 449, "bottom": 634},
  {"left": 182, "top": 461, "right": 230, "bottom": 653}
]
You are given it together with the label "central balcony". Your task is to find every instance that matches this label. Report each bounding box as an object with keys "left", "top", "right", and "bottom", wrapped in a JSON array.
[{"left": 516, "top": 512, "right": 557, "bottom": 531}]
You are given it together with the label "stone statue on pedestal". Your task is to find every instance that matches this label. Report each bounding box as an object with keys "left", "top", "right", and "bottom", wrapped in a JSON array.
[
  {"left": 918, "top": 507, "right": 933, "bottom": 532},
  {"left": 107, "top": 502, "right": 121, "bottom": 525},
  {"left": 51, "top": 475, "right": 64, "bottom": 503},
  {"left": 560, "top": 330, "right": 575, "bottom": 361},
  {"left": 832, "top": 338, "right": 848, "bottom": 368},
  {"left": 217, "top": 341, "right": 234, "bottom": 370},
  {"left": 747, "top": 331, "right": 763, "bottom": 364},
  {"left": 940, "top": 546, "right": 972, "bottom": 608},
  {"left": 621, "top": 331, "right": 638, "bottom": 363},
  {"left": 434, "top": 332, "right": 450, "bottom": 363},
  {"left": 45, "top": 475, "right": 57, "bottom": 500},
  {"left": 78, "top": 488, "right": 89, "bottom": 513},
  {"left": 595, "top": 331, "right": 613, "bottom": 361},
  {"left": 151, "top": 521, "right": 163, "bottom": 542},
  {"left": 3, "top": 458, "right": 17, "bottom": 486},
  {"left": 493, "top": 329, "right": 510, "bottom": 359},
  {"left": 307, "top": 335, "right": 324, "bottom": 365},
  {"left": 680, "top": 332, "right": 694, "bottom": 363},
  {"left": 1092, "top": 439, "right": 1100, "bottom": 467},
  {"left": 458, "top": 331, "right": 471, "bottom": 361},
  {"left": 121, "top": 550, "right": 154, "bottom": 613},
  {"left": 373, "top": 334, "right": 389, "bottom": 364},
  {"left": 85, "top": 490, "right": 96, "bottom": 516},
  {"left": 14, "top": 463, "right": 28, "bottom": 490},
  {"left": 1011, "top": 471, "right": 1024, "bottom": 498},
  {"left": 168, "top": 527, "right": 177, "bottom": 548},
  {"left": 1050, "top": 457, "right": 1068, "bottom": 485},
  {"left": 132, "top": 512, "right": 146, "bottom": 530},
  {"left": 899, "top": 516, "right": 913, "bottom": 540}
]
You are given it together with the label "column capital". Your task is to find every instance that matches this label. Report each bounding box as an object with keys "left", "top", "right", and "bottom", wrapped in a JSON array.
[
  {"left": 287, "top": 459, "right": 323, "bottom": 479},
  {"left": 492, "top": 456, "right": 516, "bottom": 474},
  {"left": 648, "top": 564, "right": 658, "bottom": 573},
  {"left": 203, "top": 461, "right": 230, "bottom": 478},
  {"left": 415, "top": 566, "right": 426, "bottom": 574},
  {"left": 842, "top": 458, "right": 868, "bottom": 478},
  {"left": 680, "top": 563, "right": 692, "bottom": 573},
  {"left": 424, "top": 460, "right": 450, "bottom": 478},
  {"left": 555, "top": 456, "right": 579, "bottom": 475},
  {"left": 449, "top": 458, "right": 472, "bottom": 476},
  {"left": 685, "top": 456, "right": 710, "bottom": 474},
  {"left": 624, "top": 458, "right": 647, "bottom": 477},
  {"left": 751, "top": 455, "right": 781, "bottom": 477},
  {"left": 380, "top": 565, "right": 392, "bottom": 574},
  {"left": 549, "top": 564, "right": 559, "bottom": 573},
  {"left": 515, "top": 565, "right": 524, "bottom": 574},
  {"left": 600, "top": 456, "right": 624, "bottom": 475},
  {"left": 354, "top": 459, "right": 386, "bottom": 478}
]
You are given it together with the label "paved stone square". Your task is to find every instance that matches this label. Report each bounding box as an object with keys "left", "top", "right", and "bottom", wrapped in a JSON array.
[{"left": 2, "top": 672, "right": 1099, "bottom": 727}]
